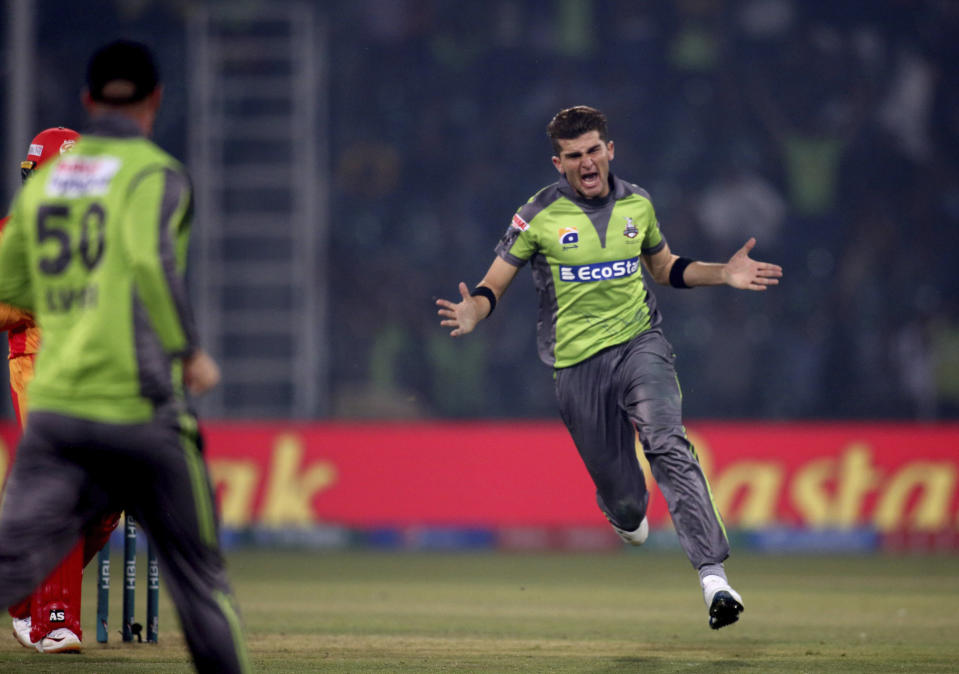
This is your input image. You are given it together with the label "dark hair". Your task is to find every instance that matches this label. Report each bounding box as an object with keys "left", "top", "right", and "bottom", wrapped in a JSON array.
[
  {"left": 546, "top": 106, "right": 608, "bottom": 154},
  {"left": 86, "top": 40, "right": 159, "bottom": 105}
]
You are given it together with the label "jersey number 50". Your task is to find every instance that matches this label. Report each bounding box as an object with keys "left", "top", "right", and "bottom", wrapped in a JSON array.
[{"left": 36, "top": 203, "right": 106, "bottom": 275}]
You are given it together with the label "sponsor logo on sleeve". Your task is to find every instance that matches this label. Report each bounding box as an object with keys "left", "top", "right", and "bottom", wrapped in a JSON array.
[
  {"left": 510, "top": 213, "right": 529, "bottom": 231},
  {"left": 46, "top": 156, "right": 121, "bottom": 197},
  {"left": 559, "top": 256, "right": 639, "bottom": 283}
]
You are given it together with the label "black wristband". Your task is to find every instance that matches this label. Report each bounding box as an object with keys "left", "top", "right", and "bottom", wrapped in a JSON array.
[
  {"left": 669, "top": 257, "right": 694, "bottom": 288},
  {"left": 470, "top": 285, "right": 496, "bottom": 316}
]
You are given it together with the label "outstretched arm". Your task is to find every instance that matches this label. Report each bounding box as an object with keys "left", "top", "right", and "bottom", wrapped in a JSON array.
[
  {"left": 436, "top": 256, "right": 519, "bottom": 337},
  {"left": 643, "top": 237, "right": 782, "bottom": 290}
]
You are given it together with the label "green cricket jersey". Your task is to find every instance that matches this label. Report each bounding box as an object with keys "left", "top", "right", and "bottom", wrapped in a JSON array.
[
  {"left": 495, "top": 174, "right": 666, "bottom": 368},
  {"left": 0, "top": 115, "right": 198, "bottom": 423}
]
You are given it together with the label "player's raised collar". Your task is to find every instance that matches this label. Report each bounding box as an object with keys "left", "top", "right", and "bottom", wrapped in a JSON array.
[{"left": 85, "top": 113, "right": 144, "bottom": 139}]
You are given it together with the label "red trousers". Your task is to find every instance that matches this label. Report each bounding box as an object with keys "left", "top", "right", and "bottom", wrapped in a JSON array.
[
  {"left": 7, "top": 514, "right": 119, "bottom": 641},
  {"left": 6, "top": 353, "right": 120, "bottom": 641}
]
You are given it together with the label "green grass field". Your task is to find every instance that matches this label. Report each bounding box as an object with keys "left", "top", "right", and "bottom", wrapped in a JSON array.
[{"left": 0, "top": 548, "right": 957, "bottom": 672}]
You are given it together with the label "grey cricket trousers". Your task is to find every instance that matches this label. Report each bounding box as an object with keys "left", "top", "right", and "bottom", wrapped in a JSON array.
[
  {"left": 554, "top": 329, "right": 730, "bottom": 569},
  {"left": 0, "top": 407, "right": 249, "bottom": 673}
]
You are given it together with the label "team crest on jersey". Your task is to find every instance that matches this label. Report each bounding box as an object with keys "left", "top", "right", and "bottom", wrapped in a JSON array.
[
  {"left": 46, "top": 155, "right": 121, "bottom": 197},
  {"left": 623, "top": 217, "right": 639, "bottom": 239},
  {"left": 558, "top": 226, "right": 579, "bottom": 249},
  {"left": 510, "top": 213, "right": 529, "bottom": 231}
]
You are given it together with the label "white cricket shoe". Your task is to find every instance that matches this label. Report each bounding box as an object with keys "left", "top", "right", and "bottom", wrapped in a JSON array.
[
  {"left": 12, "top": 616, "right": 36, "bottom": 649},
  {"left": 701, "top": 574, "right": 744, "bottom": 630},
  {"left": 609, "top": 515, "right": 649, "bottom": 546},
  {"left": 38, "top": 627, "right": 81, "bottom": 653}
]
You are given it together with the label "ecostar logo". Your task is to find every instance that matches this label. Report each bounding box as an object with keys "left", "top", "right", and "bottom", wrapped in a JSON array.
[{"left": 559, "top": 257, "right": 639, "bottom": 282}]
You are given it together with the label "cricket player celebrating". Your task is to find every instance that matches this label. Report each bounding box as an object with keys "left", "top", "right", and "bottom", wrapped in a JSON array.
[{"left": 437, "top": 106, "right": 782, "bottom": 629}]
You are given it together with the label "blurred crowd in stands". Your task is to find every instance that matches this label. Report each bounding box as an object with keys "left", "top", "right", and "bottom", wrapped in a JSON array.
[
  {"left": 326, "top": 0, "right": 959, "bottom": 420},
  {"left": 6, "top": 0, "right": 959, "bottom": 420}
]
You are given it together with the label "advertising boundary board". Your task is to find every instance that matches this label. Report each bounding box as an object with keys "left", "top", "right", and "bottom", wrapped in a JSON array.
[{"left": 1, "top": 421, "right": 957, "bottom": 552}]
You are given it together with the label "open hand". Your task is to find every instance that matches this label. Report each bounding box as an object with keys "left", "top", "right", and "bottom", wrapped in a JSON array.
[
  {"left": 723, "top": 238, "right": 783, "bottom": 291},
  {"left": 436, "top": 282, "right": 484, "bottom": 337}
]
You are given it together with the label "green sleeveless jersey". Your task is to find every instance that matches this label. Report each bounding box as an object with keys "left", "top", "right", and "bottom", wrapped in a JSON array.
[
  {"left": 0, "top": 115, "right": 198, "bottom": 423},
  {"left": 495, "top": 175, "right": 666, "bottom": 368}
]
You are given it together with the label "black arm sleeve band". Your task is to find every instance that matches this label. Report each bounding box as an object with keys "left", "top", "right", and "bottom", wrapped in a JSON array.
[
  {"left": 470, "top": 285, "right": 497, "bottom": 316},
  {"left": 669, "top": 257, "right": 694, "bottom": 289}
]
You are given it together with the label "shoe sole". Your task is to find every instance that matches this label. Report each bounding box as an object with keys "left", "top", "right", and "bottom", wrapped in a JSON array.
[
  {"left": 40, "top": 643, "right": 82, "bottom": 654},
  {"left": 708, "top": 590, "right": 744, "bottom": 630},
  {"left": 39, "top": 638, "right": 82, "bottom": 654}
]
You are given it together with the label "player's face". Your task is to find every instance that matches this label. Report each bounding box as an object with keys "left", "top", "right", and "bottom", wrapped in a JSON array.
[{"left": 551, "top": 130, "right": 615, "bottom": 199}]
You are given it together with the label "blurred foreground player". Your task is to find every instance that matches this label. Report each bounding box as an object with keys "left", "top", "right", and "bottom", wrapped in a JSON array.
[
  {"left": 437, "top": 106, "right": 783, "bottom": 629},
  {"left": 0, "top": 40, "right": 249, "bottom": 671},
  {"left": 1, "top": 126, "right": 120, "bottom": 653}
]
